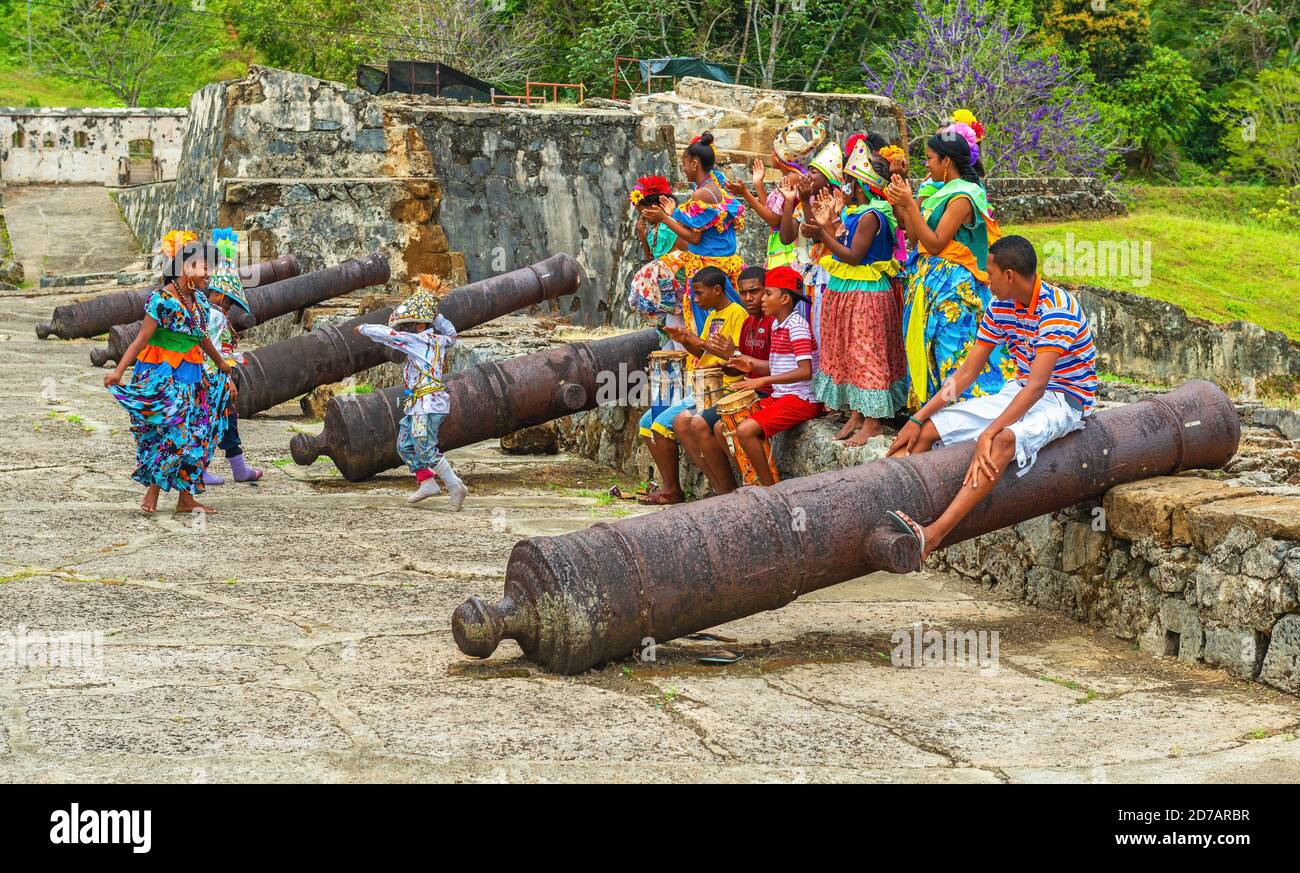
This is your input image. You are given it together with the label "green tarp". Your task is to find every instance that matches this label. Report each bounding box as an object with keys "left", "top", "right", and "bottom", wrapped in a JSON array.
[{"left": 638, "top": 57, "right": 733, "bottom": 85}]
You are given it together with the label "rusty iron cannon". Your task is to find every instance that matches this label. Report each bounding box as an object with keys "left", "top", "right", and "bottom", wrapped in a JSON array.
[
  {"left": 451, "top": 380, "right": 1241, "bottom": 674},
  {"left": 237, "top": 253, "right": 582, "bottom": 418},
  {"left": 89, "top": 252, "right": 390, "bottom": 368},
  {"left": 38, "top": 255, "right": 301, "bottom": 341},
  {"left": 290, "top": 328, "right": 658, "bottom": 481}
]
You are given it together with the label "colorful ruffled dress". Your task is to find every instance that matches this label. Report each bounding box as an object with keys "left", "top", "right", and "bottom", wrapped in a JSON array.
[
  {"left": 661, "top": 170, "right": 746, "bottom": 337},
  {"left": 900, "top": 178, "right": 1011, "bottom": 409},
  {"left": 813, "top": 200, "right": 908, "bottom": 419},
  {"left": 109, "top": 287, "right": 230, "bottom": 494}
]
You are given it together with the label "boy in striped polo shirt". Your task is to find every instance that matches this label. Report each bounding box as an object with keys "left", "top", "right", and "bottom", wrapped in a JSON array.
[
  {"left": 884, "top": 235, "right": 1097, "bottom": 565},
  {"left": 728, "top": 266, "right": 825, "bottom": 486}
]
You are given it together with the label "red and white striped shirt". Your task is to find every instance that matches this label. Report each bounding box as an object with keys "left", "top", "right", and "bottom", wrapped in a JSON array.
[
  {"left": 975, "top": 278, "right": 1097, "bottom": 412},
  {"left": 768, "top": 311, "right": 818, "bottom": 402}
]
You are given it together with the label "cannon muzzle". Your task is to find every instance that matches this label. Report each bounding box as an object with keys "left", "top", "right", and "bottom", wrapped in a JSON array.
[
  {"left": 238, "top": 253, "right": 582, "bottom": 418},
  {"left": 40, "top": 255, "right": 300, "bottom": 341},
  {"left": 291, "top": 328, "right": 656, "bottom": 480},
  {"left": 91, "top": 252, "right": 388, "bottom": 367},
  {"left": 452, "top": 380, "right": 1241, "bottom": 674}
]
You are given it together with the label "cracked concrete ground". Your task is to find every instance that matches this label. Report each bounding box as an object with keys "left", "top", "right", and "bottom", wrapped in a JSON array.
[
  {"left": 3, "top": 185, "right": 140, "bottom": 282},
  {"left": 2, "top": 282, "right": 1300, "bottom": 783}
]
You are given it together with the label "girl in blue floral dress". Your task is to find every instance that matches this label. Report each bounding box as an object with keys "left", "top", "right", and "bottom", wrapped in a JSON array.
[{"left": 103, "top": 239, "right": 236, "bottom": 514}]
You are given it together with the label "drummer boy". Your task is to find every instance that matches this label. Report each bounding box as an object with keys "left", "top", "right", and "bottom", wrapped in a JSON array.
[
  {"left": 725, "top": 265, "right": 824, "bottom": 486},
  {"left": 637, "top": 266, "right": 748, "bottom": 505},
  {"left": 676, "top": 265, "right": 772, "bottom": 495}
]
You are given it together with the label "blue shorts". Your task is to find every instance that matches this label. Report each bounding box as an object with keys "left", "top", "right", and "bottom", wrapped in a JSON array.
[{"left": 638, "top": 398, "right": 695, "bottom": 440}]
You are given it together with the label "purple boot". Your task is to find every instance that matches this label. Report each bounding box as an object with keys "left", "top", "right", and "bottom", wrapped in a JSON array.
[
  {"left": 203, "top": 469, "right": 225, "bottom": 486},
  {"left": 229, "top": 454, "right": 264, "bottom": 483}
]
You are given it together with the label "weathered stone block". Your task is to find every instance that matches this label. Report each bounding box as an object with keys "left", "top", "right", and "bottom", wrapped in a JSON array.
[
  {"left": 1203, "top": 625, "right": 1265, "bottom": 679},
  {"left": 1061, "top": 520, "right": 1107, "bottom": 574},
  {"left": 1186, "top": 494, "right": 1300, "bottom": 552},
  {"left": 1103, "top": 477, "right": 1253, "bottom": 546},
  {"left": 500, "top": 423, "right": 559, "bottom": 455},
  {"left": 1159, "top": 597, "right": 1205, "bottom": 663},
  {"left": 1259, "top": 614, "right": 1300, "bottom": 694}
]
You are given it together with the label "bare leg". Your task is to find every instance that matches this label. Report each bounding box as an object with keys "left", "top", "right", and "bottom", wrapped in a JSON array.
[
  {"left": 678, "top": 413, "right": 735, "bottom": 496},
  {"left": 921, "top": 429, "right": 1017, "bottom": 557},
  {"left": 140, "top": 485, "right": 160, "bottom": 514},
  {"left": 639, "top": 432, "right": 684, "bottom": 504},
  {"left": 735, "top": 419, "right": 776, "bottom": 486},
  {"left": 834, "top": 411, "right": 863, "bottom": 441},
  {"left": 703, "top": 419, "right": 739, "bottom": 494},
  {"left": 176, "top": 491, "right": 217, "bottom": 514},
  {"left": 844, "top": 415, "right": 884, "bottom": 446}
]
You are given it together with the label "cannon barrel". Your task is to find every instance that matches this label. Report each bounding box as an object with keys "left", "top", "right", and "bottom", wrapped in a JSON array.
[
  {"left": 451, "top": 380, "right": 1241, "bottom": 674},
  {"left": 90, "top": 252, "right": 390, "bottom": 368},
  {"left": 238, "top": 253, "right": 582, "bottom": 418},
  {"left": 38, "top": 255, "right": 300, "bottom": 340},
  {"left": 291, "top": 328, "right": 657, "bottom": 481}
]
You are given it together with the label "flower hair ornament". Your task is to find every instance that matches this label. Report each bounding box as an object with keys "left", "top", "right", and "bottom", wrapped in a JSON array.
[
  {"left": 940, "top": 122, "right": 981, "bottom": 164},
  {"left": 950, "top": 109, "right": 985, "bottom": 142},
  {"left": 629, "top": 175, "right": 672, "bottom": 206},
  {"left": 879, "top": 144, "right": 907, "bottom": 164},
  {"left": 159, "top": 229, "right": 197, "bottom": 260}
]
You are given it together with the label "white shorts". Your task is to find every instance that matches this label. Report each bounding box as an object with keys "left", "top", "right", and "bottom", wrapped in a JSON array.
[{"left": 930, "top": 381, "right": 1085, "bottom": 477}]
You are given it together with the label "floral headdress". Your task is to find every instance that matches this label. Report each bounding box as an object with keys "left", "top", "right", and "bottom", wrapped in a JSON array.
[
  {"left": 159, "top": 229, "right": 197, "bottom": 259},
  {"left": 629, "top": 175, "right": 672, "bottom": 206},
  {"left": 210, "top": 227, "right": 240, "bottom": 264},
  {"left": 951, "top": 109, "right": 985, "bottom": 142},
  {"left": 879, "top": 144, "right": 907, "bottom": 165}
]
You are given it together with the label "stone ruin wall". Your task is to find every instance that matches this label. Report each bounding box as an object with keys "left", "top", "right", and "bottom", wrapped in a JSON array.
[{"left": 1, "top": 108, "right": 186, "bottom": 185}]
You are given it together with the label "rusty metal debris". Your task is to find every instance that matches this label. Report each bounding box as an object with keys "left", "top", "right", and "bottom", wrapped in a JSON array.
[
  {"left": 89, "top": 253, "right": 388, "bottom": 368},
  {"left": 290, "top": 328, "right": 658, "bottom": 481},
  {"left": 38, "top": 255, "right": 301, "bottom": 341},
  {"left": 236, "top": 253, "right": 582, "bottom": 418},
  {"left": 451, "top": 380, "right": 1241, "bottom": 674}
]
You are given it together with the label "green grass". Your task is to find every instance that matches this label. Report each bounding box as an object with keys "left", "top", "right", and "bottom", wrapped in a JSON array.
[
  {"left": 0, "top": 61, "right": 121, "bottom": 108},
  {"left": 1006, "top": 185, "right": 1300, "bottom": 339}
]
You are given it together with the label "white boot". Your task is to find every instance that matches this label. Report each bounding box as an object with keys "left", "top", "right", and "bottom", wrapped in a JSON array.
[
  {"left": 407, "top": 473, "right": 441, "bottom": 503},
  {"left": 435, "top": 458, "right": 467, "bottom": 511}
]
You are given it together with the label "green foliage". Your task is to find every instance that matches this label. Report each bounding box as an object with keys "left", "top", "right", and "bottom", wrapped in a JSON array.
[
  {"left": 1250, "top": 185, "right": 1300, "bottom": 231},
  {"left": 1040, "top": 0, "right": 1152, "bottom": 82},
  {"left": 1220, "top": 60, "right": 1300, "bottom": 186},
  {"left": 1108, "top": 46, "right": 1202, "bottom": 173}
]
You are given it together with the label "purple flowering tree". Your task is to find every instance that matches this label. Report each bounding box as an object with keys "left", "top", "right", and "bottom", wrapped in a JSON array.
[{"left": 864, "top": 0, "right": 1118, "bottom": 177}]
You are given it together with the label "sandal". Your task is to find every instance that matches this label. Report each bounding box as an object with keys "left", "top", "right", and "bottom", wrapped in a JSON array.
[{"left": 885, "top": 510, "right": 926, "bottom": 572}]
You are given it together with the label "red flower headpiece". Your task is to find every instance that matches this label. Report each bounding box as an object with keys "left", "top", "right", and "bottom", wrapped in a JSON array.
[{"left": 629, "top": 174, "right": 672, "bottom": 205}]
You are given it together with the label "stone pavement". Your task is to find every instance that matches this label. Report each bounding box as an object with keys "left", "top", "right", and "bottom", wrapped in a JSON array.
[
  {"left": 2, "top": 185, "right": 140, "bottom": 283},
  {"left": 2, "top": 285, "right": 1299, "bottom": 783}
]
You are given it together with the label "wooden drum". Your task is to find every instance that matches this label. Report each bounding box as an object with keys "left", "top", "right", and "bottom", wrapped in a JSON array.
[
  {"left": 647, "top": 350, "right": 687, "bottom": 417},
  {"left": 716, "top": 389, "right": 780, "bottom": 485},
  {"left": 691, "top": 367, "right": 727, "bottom": 413}
]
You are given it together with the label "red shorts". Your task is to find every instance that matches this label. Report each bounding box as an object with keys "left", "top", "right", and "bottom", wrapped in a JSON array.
[{"left": 749, "top": 394, "right": 823, "bottom": 438}]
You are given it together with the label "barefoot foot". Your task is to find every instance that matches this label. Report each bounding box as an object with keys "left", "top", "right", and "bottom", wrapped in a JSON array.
[
  {"left": 844, "top": 417, "right": 884, "bottom": 446},
  {"left": 140, "top": 486, "right": 160, "bottom": 514},
  {"left": 833, "top": 412, "right": 864, "bottom": 441},
  {"left": 176, "top": 494, "right": 217, "bottom": 514}
]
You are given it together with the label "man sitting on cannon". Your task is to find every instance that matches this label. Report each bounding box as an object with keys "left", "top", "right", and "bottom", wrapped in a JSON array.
[{"left": 884, "top": 235, "right": 1098, "bottom": 566}]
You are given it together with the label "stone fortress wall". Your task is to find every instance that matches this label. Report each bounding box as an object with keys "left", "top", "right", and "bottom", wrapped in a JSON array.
[{"left": 0, "top": 108, "right": 186, "bottom": 185}]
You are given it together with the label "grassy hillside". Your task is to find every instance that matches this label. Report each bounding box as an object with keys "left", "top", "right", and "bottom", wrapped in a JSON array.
[
  {"left": 1005, "top": 186, "right": 1300, "bottom": 340},
  {"left": 0, "top": 61, "right": 123, "bottom": 108}
]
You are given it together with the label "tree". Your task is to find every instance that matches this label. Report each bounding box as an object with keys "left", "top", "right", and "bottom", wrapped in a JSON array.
[
  {"left": 27, "top": 0, "right": 193, "bottom": 107},
  {"left": 864, "top": 0, "right": 1120, "bottom": 176},
  {"left": 1109, "top": 46, "right": 1202, "bottom": 173},
  {"left": 1221, "top": 59, "right": 1300, "bottom": 186},
  {"left": 1040, "top": 0, "right": 1153, "bottom": 83}
]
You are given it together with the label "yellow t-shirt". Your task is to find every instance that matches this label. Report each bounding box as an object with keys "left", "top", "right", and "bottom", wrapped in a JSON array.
[{"left": 694, "top": 302, "right": 749, "bottom": 384}]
